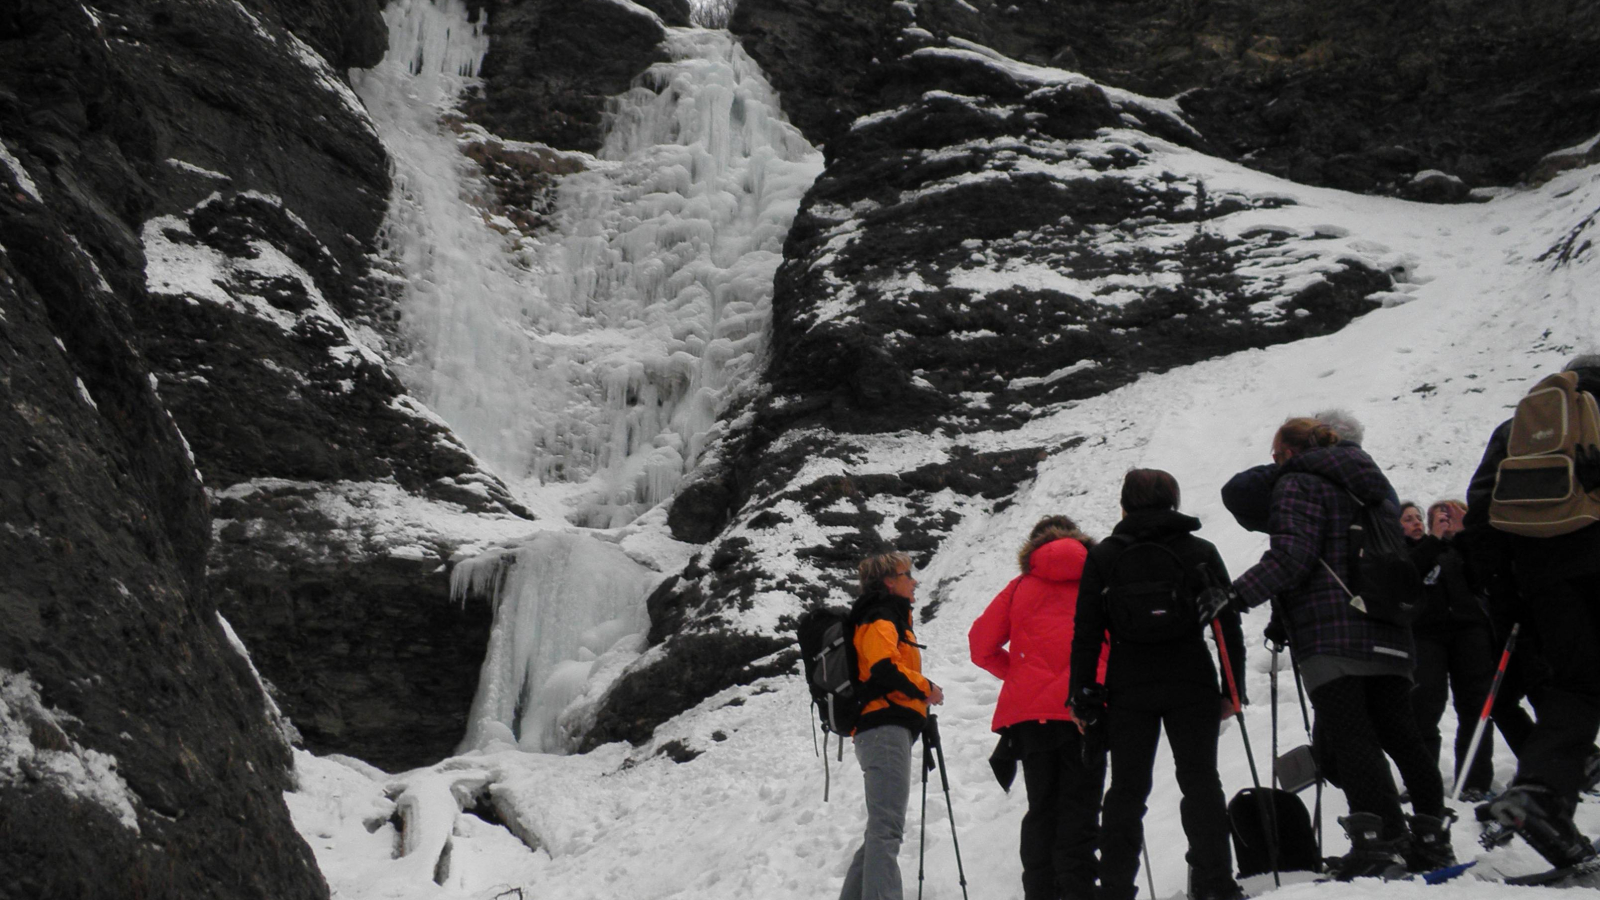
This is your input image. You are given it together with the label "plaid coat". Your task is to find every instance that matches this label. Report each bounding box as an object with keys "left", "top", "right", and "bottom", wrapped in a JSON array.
[{"left": 1233, "top": 444, "right": 1414, "bottom": 665}]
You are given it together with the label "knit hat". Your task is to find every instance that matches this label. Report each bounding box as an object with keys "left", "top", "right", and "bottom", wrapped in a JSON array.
[{"left": 1565, "top": 354, "right": 1600, "bottom": 394}]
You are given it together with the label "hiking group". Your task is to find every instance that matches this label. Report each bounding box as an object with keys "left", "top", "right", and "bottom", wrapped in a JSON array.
[{"left": 804, "top": 354, "right": 1600, "bottom": 900}]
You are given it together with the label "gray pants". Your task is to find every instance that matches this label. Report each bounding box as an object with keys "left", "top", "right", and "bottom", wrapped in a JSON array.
[{"left": 840, "top": 724, "right": 916, "bottom": 900}]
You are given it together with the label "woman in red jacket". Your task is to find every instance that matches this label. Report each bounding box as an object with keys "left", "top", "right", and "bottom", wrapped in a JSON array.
[{"left": 970, "top": 515, "right": 1108, "bottom": 900}]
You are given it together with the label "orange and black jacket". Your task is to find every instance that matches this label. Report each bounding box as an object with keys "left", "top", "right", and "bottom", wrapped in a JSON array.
[{"left": 850, "top": 585, "right": 933, "bottom": 735}]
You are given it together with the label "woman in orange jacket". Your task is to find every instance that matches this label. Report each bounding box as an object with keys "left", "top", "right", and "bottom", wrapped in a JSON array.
[{"left": 969, "top": 516, "right": 1108, "bottom": 900}]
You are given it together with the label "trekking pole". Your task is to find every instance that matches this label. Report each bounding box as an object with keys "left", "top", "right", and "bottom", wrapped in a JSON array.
[
  {"left": 1213, "top": 619, "right": 1278, "bottom": 887},
  {"left": 1269, "top": 645, "right": 1283, "bottom": 881},
  {"left": 926, "top": 715, "right": 971, "bottom": 900},
  {"left": 1288, "top": 645, "right": 1323, "bottom": 860},
  {"left": 1141, "top": 836, "right": 1157, "bottom": 899},
  {"left": 918, "top": 734, "right": 933, "bottom": 900},
  {"left": 1452, "top": 623, "right": 1520, "bottom": 801}
]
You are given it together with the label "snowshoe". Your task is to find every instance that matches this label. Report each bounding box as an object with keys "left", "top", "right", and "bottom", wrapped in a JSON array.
[{"left": 1487, "top": 783, "right": 1598, "bottom": 869}]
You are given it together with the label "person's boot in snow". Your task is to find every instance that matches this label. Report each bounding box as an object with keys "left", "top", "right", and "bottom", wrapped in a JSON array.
[
  {"left": 1403, "top": 810, "right": 1457, "bottom": 872},
  {"left": 1327, "top": 812, "right": 1408, "bottom": 881},
  {"left": 1488, "top": 783, "right": 1597, "bottom": 868}
]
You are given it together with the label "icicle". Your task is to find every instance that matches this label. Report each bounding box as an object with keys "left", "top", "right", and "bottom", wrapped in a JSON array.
[{"left": 456, "top": 533, "right": 659, "bottom": 754}]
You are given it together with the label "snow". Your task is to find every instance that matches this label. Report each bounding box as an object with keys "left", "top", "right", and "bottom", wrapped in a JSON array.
[
  {"left": 0, "top": 668, "right": 139, "bottom": 832},
  {"left": 353, "top": 3, "right": 822, "bottom": 526},
  {"left": 73, "top": 377, "right": 98, "bottom": 410},
  {"left": 0, "top": 140, "right": 42, "bottom": 203},
  {"left": 164, "top": 158, "right": 230, "bottom": 181},
  {"left": 140, "top": 197, "right": 385, "bottom": 375}
]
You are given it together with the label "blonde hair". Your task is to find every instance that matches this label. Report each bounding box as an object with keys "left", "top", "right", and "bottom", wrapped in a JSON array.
[
  {"left": 858, "top": 551, "right": 912, "bottom": 591},
  {"left": 1018, "top": 515, "right": 1095, "bottom": 573},
  {"left": 1276, "top": 416, "right": 1342, "bottom": 453}
]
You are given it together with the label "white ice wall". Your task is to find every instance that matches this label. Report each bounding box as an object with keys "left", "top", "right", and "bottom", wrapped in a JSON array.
[
  {"left": 453, "top": 533, "right": 659, "bottom": 754},
  {"left": 356, "top": 3, "right": 821, "bottom": 527}
]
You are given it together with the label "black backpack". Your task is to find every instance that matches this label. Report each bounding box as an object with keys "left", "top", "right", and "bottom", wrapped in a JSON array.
[
  {"left": 1322, "top": 495, "right": 1424, "bottom": 626},
  {"left": 797, "top": 606, "right": 882, "bottom": 799},
  {"left": 1102, "top": 536, "right": 1197, "bottom": 643},
  {"left": 798, "top": 606, "right": 868, "bottom": 738}
]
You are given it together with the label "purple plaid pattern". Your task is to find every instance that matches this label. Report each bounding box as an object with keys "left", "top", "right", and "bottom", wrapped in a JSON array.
[{"left": 1233, "top": 445, "right": 1414, "bottom": 664}]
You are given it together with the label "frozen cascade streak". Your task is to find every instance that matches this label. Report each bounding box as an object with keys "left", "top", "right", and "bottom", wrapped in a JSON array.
[
  {"left": 353, "top": 1, "right": 818, "bottom": 754},
  {"left": 539, "top": 29, "right": 823, "bottom": 526},
  {"left": 354, "top": 2, "right": 822, "bottom": 527},
  {"left": 451, "top": 534, "right": 659, "bottom": 753}
]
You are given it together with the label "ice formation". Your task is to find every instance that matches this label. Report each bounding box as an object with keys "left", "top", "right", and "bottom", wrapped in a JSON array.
[
  {"left": 353, "top": 0, "right": 818, "bottom": 757},
  {"left": 452, "top": 533, "right": 659, "bottom": 753},
  {"left": 355, "top": 0, "right": 822, "bottom": 527}
]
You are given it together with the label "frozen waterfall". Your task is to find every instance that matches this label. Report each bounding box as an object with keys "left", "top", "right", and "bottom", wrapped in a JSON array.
[
  {"left": 451, "top": 534, "right": 658, "bottom": 753},
  {"left": 354, "top": 0, "right": 819, "bottom": 755},
  {"left": 355, "top": 0, "right": 822, "bottom": 527}
]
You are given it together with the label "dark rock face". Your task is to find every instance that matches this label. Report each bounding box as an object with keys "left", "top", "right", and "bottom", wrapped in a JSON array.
[
  {"left": 208, "top": 484, "right": 498, "bottom": 771},
  {"left": 0, "top": 48, "right": 325, "bottom": 900},
  {"left": 734, "top": 0, "right": 1600, "bottom": 195},
  {"left": 465, "top": 0, "right": 670, "bottom": 153}
]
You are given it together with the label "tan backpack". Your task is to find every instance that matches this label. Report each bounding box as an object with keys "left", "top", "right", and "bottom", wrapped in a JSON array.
[{"left": 1489, "top": 371, "right": 1600, "bottom": 537}]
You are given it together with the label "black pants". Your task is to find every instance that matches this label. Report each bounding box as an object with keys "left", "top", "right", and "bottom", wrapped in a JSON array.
[
  {"left": 1097, "top": 684, "right": 1232, "bottom": 900},
  {"left": 1310, "top": 675, "right": 1442, "bottom": 836},
  {"left": 1013, "top": 721, "right": 1106, "bottom": 900},
  {"left": 1412, "top": 627, "right": 1495, "bottom": 792},
  {"left": 1513, "top": 573, "right": 1600, "bottom": 802},
  {"left": 1492, "top": 647, "right": 1540, "bottom": 756}
]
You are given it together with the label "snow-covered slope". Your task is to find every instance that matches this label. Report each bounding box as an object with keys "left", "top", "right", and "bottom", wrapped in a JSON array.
[{"left": 283, "top": 91, "right": 1600, "bottom": 897}]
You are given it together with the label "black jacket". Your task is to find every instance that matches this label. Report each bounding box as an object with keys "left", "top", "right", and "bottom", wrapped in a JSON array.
[
  {"left": 1221, "top": 443, "right": 1399, "bottom": 537},
  {"left": 1069, "top": 509, "right": 1247, "bottom": 704},
  {"left": 1408, "top": 535, "right": 1488, "bottom": 634}
]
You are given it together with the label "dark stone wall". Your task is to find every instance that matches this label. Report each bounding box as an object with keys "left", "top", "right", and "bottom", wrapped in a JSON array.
[
  {"left": 734, "top": 0, "right": 1600, "bottom": 195},
  {"left": 464, "top": 0, "right": 671, "bottom": 153},
  {"left": 0, "top": 22, "right": 326, "bottom": 900}
]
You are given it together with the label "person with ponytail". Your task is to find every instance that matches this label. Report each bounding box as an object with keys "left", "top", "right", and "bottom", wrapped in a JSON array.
[{"left": 1199, "top": 417, "right": 1454, "bottom": 880}]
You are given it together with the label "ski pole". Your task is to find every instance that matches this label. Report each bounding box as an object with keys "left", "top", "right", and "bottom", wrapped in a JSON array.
[
  {"left": 1269, "top": 645, "right": 1283, "bottom": 882},
  {"left": 1141, "top": 836, "right": 1156, "bottom": 899},
  {"left": 926, "top": 715, "right": 970, "bottom": 900},
  {"left": 1213, "top": 619, "right": 1278, "bottom": 887},
  {"left": 918, "top": 733, "right": 932, "bottom": 900},
  {"left": 1280, "top": 601, "right": 1324, "bottom": 861},
  {"left": 1452, "top": 623, "right": 1520, "bottom": 801}
]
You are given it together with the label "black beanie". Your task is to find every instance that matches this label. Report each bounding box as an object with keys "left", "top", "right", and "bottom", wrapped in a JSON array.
[{"left": 1565, "top": 354, "right": 1600, "bottom": 396}]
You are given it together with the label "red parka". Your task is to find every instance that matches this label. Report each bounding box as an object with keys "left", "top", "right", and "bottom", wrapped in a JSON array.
[{"left": 968, "top": 537, "right": 1109, "bottom": 732}]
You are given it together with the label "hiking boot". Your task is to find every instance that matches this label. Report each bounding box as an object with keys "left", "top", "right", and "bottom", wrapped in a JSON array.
[
  {"left": 1459, "top": 787, "right": 1495, "bottom": 803},
  {"left": 1327, "top": 812, "right": 1408, "bottom": 881},
  {"left": 1404, "top": 810, "right": 1457, "bottom": 872},
  {"left": 1488, "top": 783, "right": 1598, "bottom": 868}
]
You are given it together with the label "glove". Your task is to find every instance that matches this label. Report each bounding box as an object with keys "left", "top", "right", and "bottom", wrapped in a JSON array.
[
  {"left": 1264, "top": 613, "right": 1289, "bottom": 651},
  {"left": 1577, "top": 443, "right": 1600, "bottom": 493},
  {"left": 1197, "top": 585, "right": 1239, "bottom": 624},
  {"left": 1071, "top": 684, "right": 1107, "bottom": 729}
]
